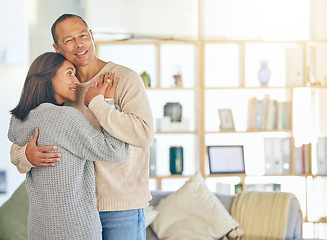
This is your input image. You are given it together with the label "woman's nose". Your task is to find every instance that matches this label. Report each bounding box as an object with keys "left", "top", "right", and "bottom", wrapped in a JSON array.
[{"left": 73, "top": 77, "right": 80, "bottom": 86}]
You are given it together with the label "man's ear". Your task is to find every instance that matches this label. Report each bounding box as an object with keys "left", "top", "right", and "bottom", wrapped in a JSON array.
[
  {"left": 89, "top": 29, "right": 95, "bottom": 43},
  {"left": 53, "top": 43, "right": 60, "bottom": 53}
]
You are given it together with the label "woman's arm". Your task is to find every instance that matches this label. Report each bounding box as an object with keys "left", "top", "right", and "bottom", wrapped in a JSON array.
[
  {"left": 41, "top": 105, "right": 129, "bottom": 163},
  {"left": 9, "top": 106, "right": 128, "bottom": 173}
]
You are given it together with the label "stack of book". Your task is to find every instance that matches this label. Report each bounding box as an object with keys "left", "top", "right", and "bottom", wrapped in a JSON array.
[
  {"left": 293, "top": 139, "right": 327, "bottom": 175},
  {"left": 247, "top": 183, "right": 281, "bottom": 192},
  {"left": 295, "top": 143, "right": 312, "bottom": 174},
  {"left": 247, "top": 95, "right": 290, "bottom": 131}
]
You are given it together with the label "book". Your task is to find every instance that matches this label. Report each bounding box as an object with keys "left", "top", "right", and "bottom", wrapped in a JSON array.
[
  {"left": 300, "top": 143, "right": 312, "bottom": 174},
  {"left": 276, "top": 101, "right": 284, "bottom": 130},
  {"left": 308, "top": 143, "right": 312, "bottom": 174},
  {"left": 149, "top": 139, "right": 157, "bottom": 176},
  {"left": 272, "top": 138, "right": 283, "bottom": 175},
  {"left": 264, "top": 137, "right": 275, "bottom": 175},
  {"left": 317, "top": 137, "right": 327, "bottom": 175},
  {"left": 266, "top": 99, "right": 277, "bottom": 130},
  {"left": 256, "top": 100, "right": 262, "bottom": 130},
  {"left": 295, "top": 146, "right": 303, "bottom": 174},
  {"left": 302, "top": 144, "right": 307, "bottom": 174},
  {"left": 264, "top": 137, "right": 289, "bottom": 175},
  {"left": 282, "top": 137, "right": 291, "bottom": 174},
  {"left": 247, "top": 183, "right": 281, "bottom": 192},
  {"left": 282, "top": 101, "right": 289, "bottom": 130},
  {"left": 260, "top": 94, "right": 270, "bottom": 130},
  {"left": 247, "top": 97, "right": 258, "bottom": 130}
]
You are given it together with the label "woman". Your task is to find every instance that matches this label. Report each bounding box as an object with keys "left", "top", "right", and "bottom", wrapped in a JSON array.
[{"left": 8, "top": 52, "right": 129, "bottom": 240}]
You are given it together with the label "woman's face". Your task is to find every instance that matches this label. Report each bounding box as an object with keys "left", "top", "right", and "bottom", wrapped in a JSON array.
[{"left": 52, "top": 60, "right": 80, "bottom": 104}]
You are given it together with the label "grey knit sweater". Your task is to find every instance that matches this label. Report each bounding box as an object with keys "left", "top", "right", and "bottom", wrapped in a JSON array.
[{"left": 8, "top": 103, "right": 129, "bottom": 240}]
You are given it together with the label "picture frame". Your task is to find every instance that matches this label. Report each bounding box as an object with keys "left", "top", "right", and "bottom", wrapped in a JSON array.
[
  {"left": 164, "top": 102, "right": 182, "bottom": 122},
  {"left": 218, "top": 109, "right": 235, "bottom": 131},
  {"left": 207, "top": 145, "right": 245, "bottom": 174}
]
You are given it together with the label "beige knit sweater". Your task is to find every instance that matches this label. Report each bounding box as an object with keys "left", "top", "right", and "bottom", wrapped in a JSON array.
[{"left": 10, "top": 61, "right": 154, "bottom": 211}]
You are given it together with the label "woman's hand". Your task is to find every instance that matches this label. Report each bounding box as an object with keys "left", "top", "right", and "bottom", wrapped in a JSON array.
[
  {"left": 84, "top": 72, "right": 120, "bottom": 107},
  {"left": 103, "top": 72, "right": 120, "bottom": 99}
]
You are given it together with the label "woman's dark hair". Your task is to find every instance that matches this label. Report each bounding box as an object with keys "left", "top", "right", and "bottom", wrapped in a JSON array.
[{"left": 11, "top": 52, "right": 66, "bottom": 121}]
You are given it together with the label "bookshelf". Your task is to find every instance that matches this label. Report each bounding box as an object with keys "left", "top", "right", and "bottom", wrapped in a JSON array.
[{"left": 95, "top": 39, "right": 327, "bottom": 226}]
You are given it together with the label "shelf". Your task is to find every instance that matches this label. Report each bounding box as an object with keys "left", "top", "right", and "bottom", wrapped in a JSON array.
[
  {"left": 205, "top": 130, "right": 292, "bottom": 134},
  {"left": 304, "top": 218, "right": 327, "bottom": 224},
  {"left": 155, "top": 131, "right": 198, "bottom": 135},
  {"left": 205, "top": 86, "right": 297, "bottom": 90},
  {"left": 150, "top": 173, "right": 320, "bottom": 180},
  {"left": 145, "top": 87, "right": 200, "bottom": 91},
  {"left": 96, "top": 40, "right": 327, "bottom": 235},
  {"left": 206, "top": 173, "right": 246, "bottom": 178},
  {"left": 150, "top": 175, "right": 191, "bottom": 179},
  {"left": 292, "top": 174, "right": 327, "bottom": 178}
]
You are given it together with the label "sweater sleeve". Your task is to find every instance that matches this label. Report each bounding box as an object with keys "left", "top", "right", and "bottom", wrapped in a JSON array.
[
  {"left": 45, "top": 107, "right": 129, "bottom": 163},
  {"left": 10, "top": 143, "right": 33, "bottom": 174},
  {"left": 88, "top": 71, "right": 154, "bottom": 148}
]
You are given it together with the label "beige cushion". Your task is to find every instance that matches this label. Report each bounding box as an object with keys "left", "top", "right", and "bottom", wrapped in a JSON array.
[
  {"left": 151, "top": 172, "right": 241, "bottom": 240},
  {"left": 145, "top": 205, "right": 159, "bottom": 227}
]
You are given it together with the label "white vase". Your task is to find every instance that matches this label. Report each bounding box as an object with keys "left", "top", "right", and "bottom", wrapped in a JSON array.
[{"left": 258, "top": 61, "right": 271, "bottom": 86}]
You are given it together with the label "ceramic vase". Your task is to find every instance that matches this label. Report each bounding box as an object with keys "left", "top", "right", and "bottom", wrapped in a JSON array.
[
  {"left": 258, "top": 61, "right": 271, "bottom": 86},
  {"left": 169, "top": 146, "right": 183, "bottom": 174}
]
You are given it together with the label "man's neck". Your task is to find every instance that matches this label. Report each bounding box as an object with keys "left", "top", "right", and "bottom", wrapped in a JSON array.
[{"left": 76, "top": 57, "right": 107, "bottom": 83}]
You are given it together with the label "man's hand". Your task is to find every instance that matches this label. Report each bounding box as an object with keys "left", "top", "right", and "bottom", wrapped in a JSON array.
[
  {"left": 25, "top": 128, "right": 61, "bottom": 167},
  {"left": 84, "top": 71, "right": 120, "bottom": 107}
]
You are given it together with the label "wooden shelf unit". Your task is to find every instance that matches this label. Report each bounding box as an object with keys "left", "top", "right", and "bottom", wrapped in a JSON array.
[{"left": 95, "top": 39, "right": 327, "bottom": 225}]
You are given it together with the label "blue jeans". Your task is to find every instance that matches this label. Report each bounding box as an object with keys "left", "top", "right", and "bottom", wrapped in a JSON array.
[{"left": 99, "top": 208, "right": 146, "bottom": 240}]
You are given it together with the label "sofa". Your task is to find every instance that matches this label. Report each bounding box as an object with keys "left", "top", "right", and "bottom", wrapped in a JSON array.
[
  {"left": 0, "top": 177, "right": 303, "bottom": 240},
  {"left": 146, "top": 190, "right": 303, "bottom": 240}
]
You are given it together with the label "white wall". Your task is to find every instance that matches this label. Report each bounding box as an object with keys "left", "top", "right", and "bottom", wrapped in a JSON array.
[
  {"left": 0, "top": 0, "right": 29, "bottom": 205},
  {"left": 28, "top": 0, "right": 84, "bottom": 62},
  {"left": 85, "top": 0, "right": 198, "bottom": 40}
]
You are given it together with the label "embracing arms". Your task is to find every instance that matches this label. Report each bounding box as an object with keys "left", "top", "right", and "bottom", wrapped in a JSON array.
[
  {"left": 85, "top": 70, "right": 154, "bottom": 148},
  {"left": 8, "top": 104, "right": 129, "bottom": 165},
  {"left": 9, "top": 73, "right": 123, "bottom": 173}
]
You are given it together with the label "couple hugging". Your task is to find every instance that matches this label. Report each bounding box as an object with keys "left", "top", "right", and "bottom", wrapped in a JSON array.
[{"left": 8, "top": 14, "right": 154, "bottom": 240}]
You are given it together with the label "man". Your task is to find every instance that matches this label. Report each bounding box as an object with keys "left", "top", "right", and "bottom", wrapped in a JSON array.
[{"left": 10, "top": 14, "right": 154, "bottom": 240}]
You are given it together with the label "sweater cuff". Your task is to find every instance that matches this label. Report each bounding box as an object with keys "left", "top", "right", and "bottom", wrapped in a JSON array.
[
  {"left": 88, "top": 95, "right": 112, "bottom": 117},
  {"left": 11, "top": 144, "right": 34, "bottom": 173},
  {"left": 20, "top": 145, "right": 35, "bottom": 169}
]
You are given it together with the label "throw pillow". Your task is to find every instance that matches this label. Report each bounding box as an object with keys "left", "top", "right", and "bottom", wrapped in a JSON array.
[
  {"left": 145, "top": 205, "right": 159, "bottom": 227},
  {"left": 0, "top": 181, "right": 28, "bottom": 240},
  {"left": 150, "top": 172, "right": 242, "bottom": 240}
]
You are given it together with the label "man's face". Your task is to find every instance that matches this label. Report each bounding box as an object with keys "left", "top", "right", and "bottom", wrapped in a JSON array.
[{"left": 53, "top": 17, "right": 96, "bottom": 67}]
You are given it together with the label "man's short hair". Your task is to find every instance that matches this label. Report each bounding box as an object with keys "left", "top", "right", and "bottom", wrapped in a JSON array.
[{"left": 51, "top": 14, "right": 89, "bottom": 45}]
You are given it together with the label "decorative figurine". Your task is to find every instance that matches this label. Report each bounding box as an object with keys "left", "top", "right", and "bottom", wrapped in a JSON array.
[
  {"left": 141, "top": 71, "right": 151, "bottom": 87},
  {"left": 172, "top": 65, "right": 183, "bottom": 87}
]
